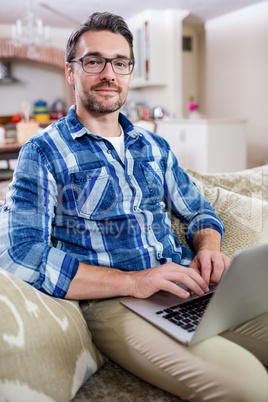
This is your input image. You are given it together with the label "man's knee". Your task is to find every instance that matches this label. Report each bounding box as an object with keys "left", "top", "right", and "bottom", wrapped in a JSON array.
[{"left": 81, "top": 299, "right": 268, "bottom": 402}]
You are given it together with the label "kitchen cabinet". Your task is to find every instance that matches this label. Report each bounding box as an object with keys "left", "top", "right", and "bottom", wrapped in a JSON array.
[
  {"left": 156, "top": 119, "right": 247, "bottom": 173},
  {"left": 127, "top": 10, "right": 167, "bottom": 88},
  {"left": 127, "top": 10, "right": 187, "bottom": 89}
]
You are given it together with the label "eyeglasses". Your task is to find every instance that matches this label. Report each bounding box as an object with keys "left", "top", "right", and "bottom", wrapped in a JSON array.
[{"left": 70, "top": 55, "right": 135, "bottom": 75}]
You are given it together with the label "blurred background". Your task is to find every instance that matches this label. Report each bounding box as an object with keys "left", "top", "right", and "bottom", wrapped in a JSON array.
[{"left": 0, "top": 0, "right": 267, "bottom": 169}]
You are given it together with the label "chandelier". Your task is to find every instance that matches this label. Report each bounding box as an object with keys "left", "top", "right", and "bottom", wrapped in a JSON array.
[{"left": 12, "top": 0, "right": 50, "bottom": 53}]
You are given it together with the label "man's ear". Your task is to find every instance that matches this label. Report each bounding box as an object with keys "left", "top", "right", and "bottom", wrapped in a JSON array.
[{"left": 65, "top": 62, "right": 75, "bottom": 86}]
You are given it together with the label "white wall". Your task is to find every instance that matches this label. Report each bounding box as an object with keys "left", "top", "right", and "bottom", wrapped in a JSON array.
[
  {"left": 204, "top": 2, "right": 268, "bottom": 168},
  {"left": 0, "top": 60, "right": 69, "bottom": 116}
]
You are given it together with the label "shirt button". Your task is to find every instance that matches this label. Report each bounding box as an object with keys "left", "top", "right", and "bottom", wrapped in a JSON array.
[
  {"left": 129, "top": 175, "right": 132, "bottom": 180},
  {"left": 133, "top": 206, "right": 137, "bottom": 211},
  {"left": 157, "top": 253, "right": 161, "bottom": 259},
  {"left": 107, "top": 149, "right": 112, "bottom": 154}
]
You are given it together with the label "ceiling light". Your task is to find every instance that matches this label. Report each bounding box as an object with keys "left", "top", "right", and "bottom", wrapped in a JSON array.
[{"left": 12, "top": 0, "right": 50, "bottom": 55}]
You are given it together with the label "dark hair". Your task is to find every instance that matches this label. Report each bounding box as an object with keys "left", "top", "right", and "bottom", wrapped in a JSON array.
[{"left": 65, "top": 12, "right": 134, "bottom": 62}]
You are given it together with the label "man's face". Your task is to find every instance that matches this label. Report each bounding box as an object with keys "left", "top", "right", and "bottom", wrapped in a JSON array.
[{"left": 66, "top": 30, "right": 133, "bottom": 114}]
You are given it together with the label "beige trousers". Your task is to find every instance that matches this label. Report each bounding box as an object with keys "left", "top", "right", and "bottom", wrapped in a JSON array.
[{"left": 80, "top": 298, "right": 268, "bottom": 402}]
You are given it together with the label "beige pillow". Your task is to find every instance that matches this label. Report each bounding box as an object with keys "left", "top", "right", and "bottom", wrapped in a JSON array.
[
  {"left": 188, "top": 165, "right": 268, "bottom": 200},
  {"left": 0, "top": 267, "right": 106, "bottom": 401},
  {"left": 184, "top": 166, "right": 268, "bottom": 258}
]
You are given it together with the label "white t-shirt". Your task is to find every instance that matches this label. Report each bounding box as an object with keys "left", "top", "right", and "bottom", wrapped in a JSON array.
[{"left": 103, "top": 125, "right": 125, "bottom": 163}]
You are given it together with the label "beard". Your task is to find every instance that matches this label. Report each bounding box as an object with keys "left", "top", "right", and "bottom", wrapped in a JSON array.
[{"left": 79, "top": 82, "right": 126, "bottom": 113}]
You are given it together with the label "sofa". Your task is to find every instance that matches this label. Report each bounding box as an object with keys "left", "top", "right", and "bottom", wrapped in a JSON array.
[{"left": 1, "top": 165, "right": 268, "bottom": 401}]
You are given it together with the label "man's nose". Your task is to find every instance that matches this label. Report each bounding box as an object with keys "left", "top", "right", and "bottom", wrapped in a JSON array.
[{"left": 99, "top": 61, "right": 116, "bottom": 80}]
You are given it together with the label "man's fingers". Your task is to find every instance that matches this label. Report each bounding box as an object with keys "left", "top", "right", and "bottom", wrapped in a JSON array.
[
  {"left": 189, "top": 250, "right": 232, "bottom": 286},
  {"left": 210, "top": 260, "right": 225, "bottom": 283},
  {"left": 210, "top": 254, "right": 232, "bottom": 283},
  {"left": 164, "top": 267, "right": 209, "bottom": 297},
  {"left": 189, "top": 253, "right": 211, "bottom": 285}
]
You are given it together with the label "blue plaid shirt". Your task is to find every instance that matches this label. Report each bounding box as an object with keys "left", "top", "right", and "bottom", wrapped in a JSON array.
[{"left": 0, "top": 106, "right": 224, "bottom": 297}]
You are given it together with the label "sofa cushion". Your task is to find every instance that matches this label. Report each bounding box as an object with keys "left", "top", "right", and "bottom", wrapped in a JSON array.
[
  {"left": 0, "top": 267, "right": 107, "bottom": 402},
  {"left": 172, "top": 165, "right": 268, "bottom": 258}
]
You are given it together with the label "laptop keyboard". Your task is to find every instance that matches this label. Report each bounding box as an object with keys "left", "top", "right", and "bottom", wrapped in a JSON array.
[{"left": 155, "top": 293, "right": 213, "bottom": 333}]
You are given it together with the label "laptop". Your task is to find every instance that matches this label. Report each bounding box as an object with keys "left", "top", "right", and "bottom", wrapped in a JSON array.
[{"left": 121, "top": 243, "right": 268, "bottom": 345}]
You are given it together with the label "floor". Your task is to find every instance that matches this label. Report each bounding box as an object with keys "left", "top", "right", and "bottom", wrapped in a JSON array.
[
  {"left": 72, "top": 360, "right": 184, "bottom": 402},
  {"left": 73, "top": 358, "right": 268, "bottom": 401}
]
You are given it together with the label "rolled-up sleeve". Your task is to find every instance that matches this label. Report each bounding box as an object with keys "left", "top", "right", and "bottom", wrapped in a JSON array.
[
  {"left": 164, "top": 149, "right": 225, "bottom": 244},
  {"left": 0, "top": 141, "right": 79, "bottom": 298}
]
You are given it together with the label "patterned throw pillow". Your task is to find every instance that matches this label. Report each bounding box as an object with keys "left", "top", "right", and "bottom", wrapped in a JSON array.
[
  {"left": 171, "top": 165, "right": 268, "bottom": 258},
  {"left": 0, "top": 268, "right": 107, "bottom": 401}
]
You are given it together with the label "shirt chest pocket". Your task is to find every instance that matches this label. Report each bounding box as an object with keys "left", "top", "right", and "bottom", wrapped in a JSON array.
[
  {"left": 70, "top": 167, "right": 117, "bottom": 220},
  {"left": 142, "top": 161, "right": 165, "bottom": 204}
]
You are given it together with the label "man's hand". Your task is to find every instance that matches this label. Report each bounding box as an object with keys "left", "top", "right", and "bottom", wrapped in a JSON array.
[
  {"left": 66, "top": 261, "right": 209, "bottom": 300},
  {"left": 190, "top": 228, "right": 231, "bottom": 286},
  {"left": 189, "top": 249, "right": 231, "bottom": 286},
  {"left": 66, "top": 229, "right": 230, "bottom": 301},
  {"left": 128, "top": 262, "right": 209, "bottom": 299}
]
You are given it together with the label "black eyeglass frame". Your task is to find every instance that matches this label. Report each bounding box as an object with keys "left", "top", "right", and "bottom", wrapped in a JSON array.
[{"left": 69, "top": 56, "right": 135, "bottom": 75}]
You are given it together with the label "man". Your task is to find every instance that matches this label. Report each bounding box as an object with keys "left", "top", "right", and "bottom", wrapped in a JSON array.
[{"left": 0, "top": 12, "right": 267, "bottom": 401}]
